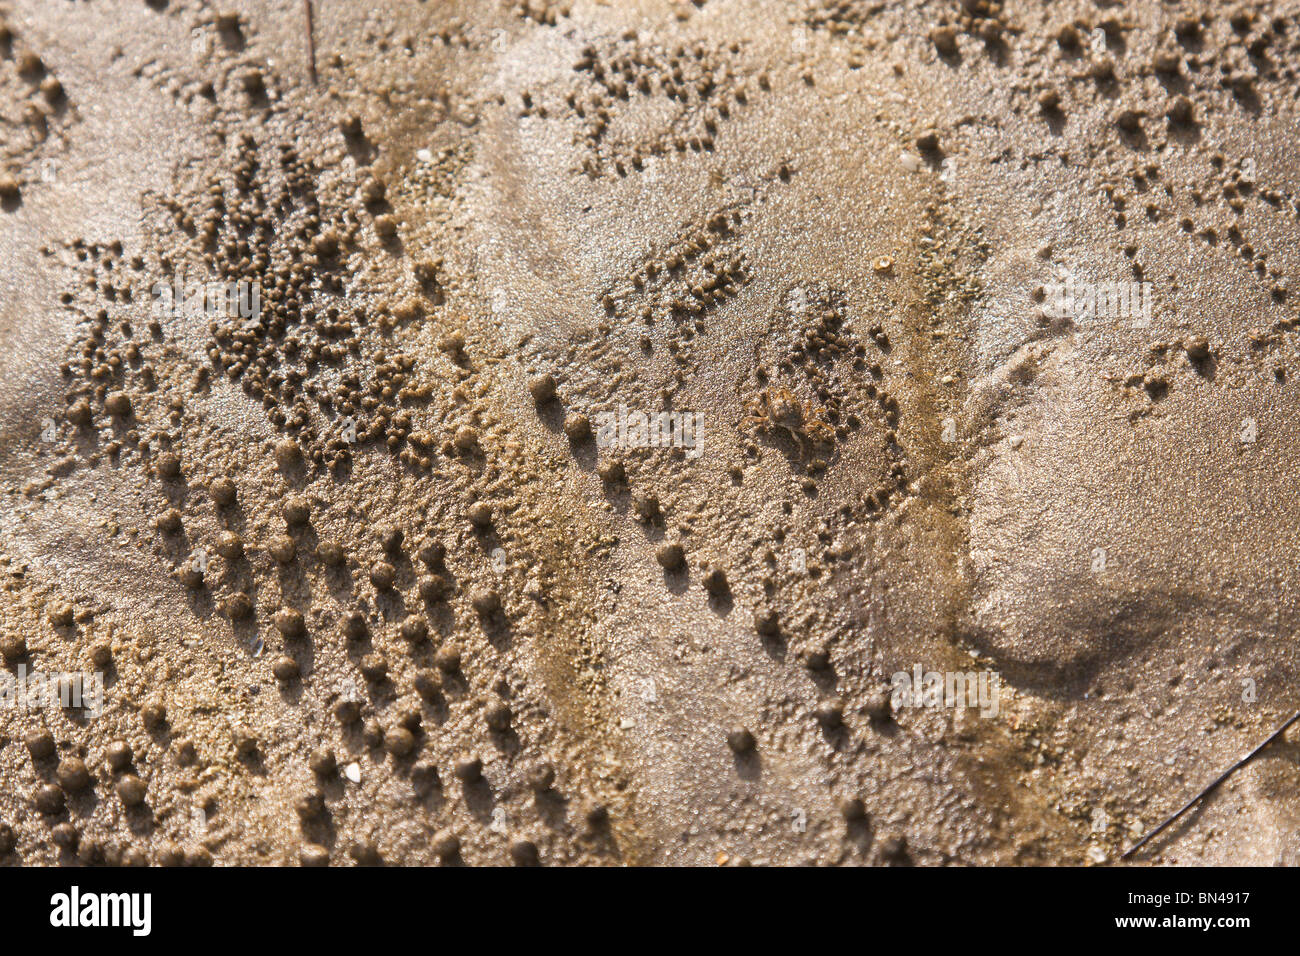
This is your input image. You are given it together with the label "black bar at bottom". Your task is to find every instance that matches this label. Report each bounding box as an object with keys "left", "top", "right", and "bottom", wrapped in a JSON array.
[{"left": 1, "top": 864, "right": 1281, "bottom": 944}]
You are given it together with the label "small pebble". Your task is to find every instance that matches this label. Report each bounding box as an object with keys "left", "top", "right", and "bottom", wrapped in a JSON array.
[
  {"left": 335, "top": 700, "right": 361, "bottom": 727},
  {"left": 268, "top": 535, "right": 296, "bottom": 563},
  {"left": 106, "top": 740, "right": 132, "bottom": 771},
  {"left": 316, "top": 540, "right": 345, "bottom": 566},
  {"left": 282, "top": 495, "right": 311, "bottom": 525},
  {"left": 470, "top": 587, "right": 501, "bottom": 616},
  {"left": 880, "top": 835, "right": 909, "bottom": 863},
  {"left": 815, "top": 701, "right": 843, "bottom": 728},
  {"left": 485, "top": 702, "right": 512, "bottom": 731},
  {"left": 295, "top": 792, "right": 325, "bottom": 820},
  {"left": 223, "top": 592, "right": 253, "bottom": 619},
  {"left": 433, "top": 830, "right": 460, "bottom": 860},
  {"left": 274, "top": 607, "right": 306, "bottom": 638},
  {"left": 930, "top": 26, "right": 958, "bottom": 56},
  {"left": 104, "top": 391, "right": 132, "bottom": 416},
  {"left": 215, "top": 531, "right": 244, "bottom": 559},
  {"left": 35, "top": 784, "right": 65, "bottom": 814},
  {"left": 726, "top": 728, "right": 755, "bottom": 753},
  {"left": 468, "top": 501, "right": 492, "bottom": 527},
  {"left": 232, "top": 727, "right": 259, "bottom": 756},
  {"left": 379, "top": 526, "right": 404, "bottom": 552},
  {"left": 156, "top": 452, "right": 182, "bottom": 479},
  {"left": 25, "top": 729, "right": 55, "bottom": 759},
  {"left": 418, "top": 541, "right": 446, "bottom": 567},
  {"left": 210, "top": 477, "right": 237, "bottom": 506},
  {"left": 419, "top": 573, "right": 450, "bottom": 601},
  {"left": 655, "top": 542, "right": 685, "bottom": 570},
  {"left": 529, "top": 374, "right": 557, "bottom": 403},
  {"left": 386, "top": 727, "right": 417, "bottom": 756},
  {"left": 370, "top": 561, "right": 396, "bottom": 590},
  {"left": 454, "top": 755, "right": 482, "bottom": 782},
  {"left": 274, "top": 439, "right": 302, "bottom": 469},
  {"left": 300, "top": 844, "right": 330, "bottom": 867},
  {"left": 56, "top": 757, "right": 91, "bottom": 791},
  {"left": 453, "top": 425, "right": 478, "bottom": 451},
  {"left": 52, "top": 822, "right": 78, "bottom": 851},
  {"left": 435, "top": 646, "right": 461, "bottom": 672},
  {"left": 116, "top": 774, "right": 146, "bottom": 806},
  {"left": 360, "top": 653, "right": 388, "bottom": 681},
  {"left": 272, "top": 655, "right": 300, "bottom": 681},
  {"left": 48, "top": 601, "right": 74, "bottom": 626},
  {"left": 864, "top": 689, "right": 892, "bottom": 723},
  {"left": 511, "top": 840, "right": 540, "bottom": 866},
  {"left": 343, "top": 610, "right": 367, "bottom": 639},
  {"left": 309, "top": 748, "right": 337, "bottom": 776},
  {"left": 563, "top": 413, "right": 592, "bottom": 442},
  {"left": 0, "top": 633, "right": 27, "bottom": 661}
]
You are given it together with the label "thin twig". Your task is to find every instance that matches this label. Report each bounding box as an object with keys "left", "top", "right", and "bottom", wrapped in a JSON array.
[
  {"left": 303, "top": 0, "right": 317, "bottom": 86},
  {"left": 1122, "top": 707, "right": 1300, "bottom": 860}
]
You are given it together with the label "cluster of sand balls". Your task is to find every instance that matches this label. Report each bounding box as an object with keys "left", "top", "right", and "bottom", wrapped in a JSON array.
[
  {"left": 558, "top": 36, "right": 761, "bottom": 177},
  {"left": 0, "top": 16, "right": 68, "bottom": 209}
]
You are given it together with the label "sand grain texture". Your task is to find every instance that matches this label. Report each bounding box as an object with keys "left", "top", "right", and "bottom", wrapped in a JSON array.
[{"left": 1, "top": 0, "right": 1299, "bottom": 866}]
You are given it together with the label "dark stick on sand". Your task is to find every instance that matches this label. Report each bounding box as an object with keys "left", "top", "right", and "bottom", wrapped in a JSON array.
[
  {"left": 1122, "top": 707, "right": 1300, "bottom": 860},
  {"left": 304, "top": 0, "right": 317, "bottom": 86}
]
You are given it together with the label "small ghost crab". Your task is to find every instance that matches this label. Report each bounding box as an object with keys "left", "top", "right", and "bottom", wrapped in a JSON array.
[{"left": 745, "top": 386, "right": 836, "bottom": 457}]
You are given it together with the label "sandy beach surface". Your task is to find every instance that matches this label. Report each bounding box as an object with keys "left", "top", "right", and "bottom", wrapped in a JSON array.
[{"left": 2, "top": 0, "right": 1299, "bottom": 866}]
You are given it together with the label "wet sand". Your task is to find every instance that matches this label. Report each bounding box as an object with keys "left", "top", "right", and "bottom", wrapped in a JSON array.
[{"left": 2, "top": 0, "right": 1299, "bottom": 865}]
